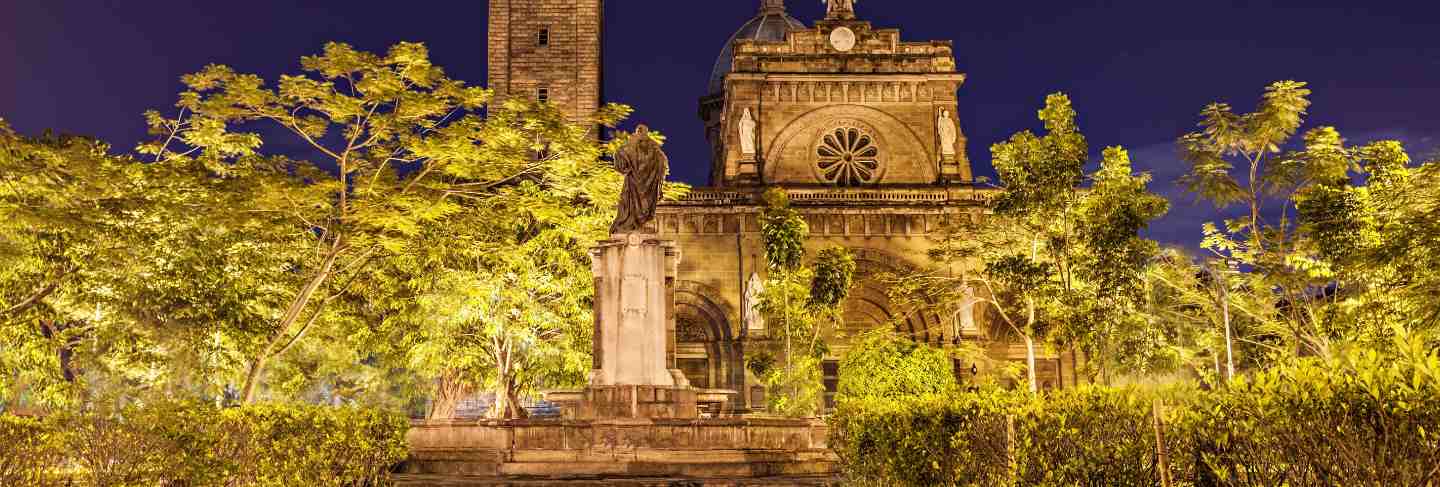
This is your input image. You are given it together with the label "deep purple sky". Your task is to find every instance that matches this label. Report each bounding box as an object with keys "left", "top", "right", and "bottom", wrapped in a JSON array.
[{"left": 3, "top": 0, "right": 1438, "bottom": 246}]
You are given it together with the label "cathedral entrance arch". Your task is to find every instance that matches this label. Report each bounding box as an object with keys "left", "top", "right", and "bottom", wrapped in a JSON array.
[
  {"left": 674, "top": 281, "right": 744, "bottom": 397},
  {"left": 842, "top": 248, "right": 947, "bottom": 345}
]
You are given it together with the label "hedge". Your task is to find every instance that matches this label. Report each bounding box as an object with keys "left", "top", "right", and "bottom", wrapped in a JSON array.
[
  {"left": 830, "top": 344, "right": 1440, "bottom": 486},
  {"left": 0, "top": 402, "right": 409, "bottom": 486}
]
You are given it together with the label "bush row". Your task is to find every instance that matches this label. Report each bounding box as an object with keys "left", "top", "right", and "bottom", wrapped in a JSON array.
[
  {"left": 830, "top": 345, "right": 1440, "bottom": 486},
  {"left": 0, "top": 402, "right": 409, "bottom": 486}
]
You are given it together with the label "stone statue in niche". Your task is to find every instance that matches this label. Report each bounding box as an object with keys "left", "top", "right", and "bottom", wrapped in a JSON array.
[
  {"left": 611, "top": 125, "right": 668, "bottom": 235},
  {"left": 958, "top": 284, "right": 977, "bottom": 332},
  {"left": 744, "top": 271, "right": 766, "bottom": 332},
  {"left": 938, "top": 109, "right": 958, "bottom": 159},
  {"left": 738, "top": 107, "right": 758, "bottom": 159}
]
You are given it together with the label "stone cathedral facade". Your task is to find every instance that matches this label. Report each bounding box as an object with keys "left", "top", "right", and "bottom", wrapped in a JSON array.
[{"left": 488, "top": 0, "right": 1080, "bottom": 412}]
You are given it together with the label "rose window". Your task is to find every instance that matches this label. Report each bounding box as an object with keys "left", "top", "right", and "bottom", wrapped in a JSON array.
[{"left": 816, "top": 126, "right": 881, "bottom": 186}]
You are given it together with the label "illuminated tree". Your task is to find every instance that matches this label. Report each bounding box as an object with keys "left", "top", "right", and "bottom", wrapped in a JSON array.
[{"left": 138, "top": 41, "right": 632, "bottom": 404}]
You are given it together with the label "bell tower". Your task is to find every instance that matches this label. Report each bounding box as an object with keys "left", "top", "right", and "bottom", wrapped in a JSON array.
[{"left": 488, "top": 0, "right": 604, "bottom": 125}]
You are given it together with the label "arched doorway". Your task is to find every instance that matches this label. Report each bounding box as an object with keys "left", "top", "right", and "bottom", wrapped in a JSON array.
[{"left": 674, "top": 281, "right": 744, "bottom": 399}]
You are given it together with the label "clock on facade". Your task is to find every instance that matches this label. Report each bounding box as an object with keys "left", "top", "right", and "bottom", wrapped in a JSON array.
[{"left": 829, "top": 27, "right": 856, "bottom": 52}]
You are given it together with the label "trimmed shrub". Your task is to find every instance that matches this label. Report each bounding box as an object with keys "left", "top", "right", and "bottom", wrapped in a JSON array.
[
  {"left": 4, "top": 402, "right": 408, "bottom": 486},
  {"left": 830, "top": 343, "right": 1440, "bottom": 486},
  {"left": 1014, "top": 386, "right": 1198, "bottom": 486},
  {"left": 837, "top": 332, "right": 957, "bottom": 402},
  {"left": 219, "top": 404, "right": 410, "bottom": 487},
  {"left": 830, "top": 393, "right": 1019, "bottom": 486},
  {"left": 1190, "top": 343, "right": 1440, "bottom": 486}
]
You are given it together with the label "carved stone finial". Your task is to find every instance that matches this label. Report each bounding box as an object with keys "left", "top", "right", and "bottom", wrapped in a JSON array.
[
  {"left": 824, "top": 0, "right": 856, "bottom": 20},
  {"left": 760, "top": 0, "right": 787, "bottom": 14}
]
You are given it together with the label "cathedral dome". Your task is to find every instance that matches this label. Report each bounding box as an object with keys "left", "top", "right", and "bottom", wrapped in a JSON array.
[{"left": 707, "top": 1, "right": 805, "bottom": 95}]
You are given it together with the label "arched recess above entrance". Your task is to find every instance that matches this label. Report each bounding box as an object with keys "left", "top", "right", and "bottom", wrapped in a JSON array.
[
  {"left": 840, "top": 248, "right": 947, "bottom": 345},
  {"left": 674, "top": 281, "right": 743, "bottom": 394},
  {"left": 763, "top": 104, "right": 936, "bottom": 185},
  {"left": 674, "top": 281, "right": 737, "bottom": 342}
]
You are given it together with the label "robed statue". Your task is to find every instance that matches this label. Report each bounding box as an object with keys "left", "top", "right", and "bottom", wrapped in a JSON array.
[
  {"left": 938, "top": 109, "right": 959, "bottom": 158},
  {"left": 825, "top": 0, "right": 857, "bottom": 19},
  {"left": 738, "top": 108, "right": 758, "bottom": 157},
  {"left": 611, "top": 125, "right": 669, "bottom": 235}
]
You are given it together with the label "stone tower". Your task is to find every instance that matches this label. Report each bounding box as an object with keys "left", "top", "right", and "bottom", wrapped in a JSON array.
[{"left": 487, "top": 0, "right": 604, "bottom": 125}]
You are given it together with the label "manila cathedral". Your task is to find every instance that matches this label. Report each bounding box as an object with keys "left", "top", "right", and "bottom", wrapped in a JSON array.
[{"left": 486, "top": 0, "right": 1082, "bottom": 414}]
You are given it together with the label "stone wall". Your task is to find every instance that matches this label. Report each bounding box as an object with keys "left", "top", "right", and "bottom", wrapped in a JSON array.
[
  {"left": 403, "top": 418, "right": 836, "bottom": 480},
  {"left": 648, "top": 187, "right": 1093, "bottom": 410}
]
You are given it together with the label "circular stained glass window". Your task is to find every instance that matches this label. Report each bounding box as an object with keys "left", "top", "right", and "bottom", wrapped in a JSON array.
[{"left": 816, "top": 126, "right": 881, "bottom": 186}]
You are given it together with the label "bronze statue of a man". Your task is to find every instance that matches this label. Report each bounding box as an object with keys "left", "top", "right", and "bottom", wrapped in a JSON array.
[{"left": 610, "top": 125, "right": 668, "bottom": 235}]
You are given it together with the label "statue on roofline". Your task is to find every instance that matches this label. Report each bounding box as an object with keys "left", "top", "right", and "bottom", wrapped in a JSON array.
[{"left": 824, "top": 0, "right": 856, "bottom": 20}]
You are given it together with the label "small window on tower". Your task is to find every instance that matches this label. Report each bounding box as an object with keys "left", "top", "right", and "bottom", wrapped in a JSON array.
[
  {"left": 537, "top": 28, "right": 550, "bottom": 47},
  {"left": 537, "top": 87, "right": 550, "bottom": 104}
]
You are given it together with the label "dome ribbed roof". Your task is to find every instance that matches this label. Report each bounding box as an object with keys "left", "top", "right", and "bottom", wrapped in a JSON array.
[{"left": 708, "top": 2, "right": 804, "bottom": 95}]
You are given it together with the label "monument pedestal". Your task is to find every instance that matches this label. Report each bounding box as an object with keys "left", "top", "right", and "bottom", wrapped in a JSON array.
[{"left": 545, "top": 233, "right": 722, "bottom": 420}]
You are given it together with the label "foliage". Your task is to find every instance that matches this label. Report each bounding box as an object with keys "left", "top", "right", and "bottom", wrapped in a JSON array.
[
  {"left": 1013, "top": 386, "right": 1197, "bottom": 486},
  {"left": 831, "top": 339, "right": 1440, "bottom": 486},
  {"left": 355, "top": 99, "right": 638, "bottom": 419},
  {"left": 0, "top": 402, "right": 407, "bottom": 486},
  {"left": 752, "top": 188, "right": 855, "bottom": 417},
  {"left": 1188, "top": 334, "right": 1440, "bottom": 485},
  {"left": 1178, "top": 81, "right": 1440, "bottom": 366},
  {"left": 0, "top": 121, "right": 313, "bottom": 409},
  {"left": 132, "top": 41, "right": 641, "bottom": 404},
  {"left": 809, "top": 247, "right": 856, "bottom": 308},
  {"left": 897, "top": 93, "right": 1168, "bottom": 390},
  {"left": 2, "top": 41, "right": 640, "bottom": 413},
  {"left": 0, "top": 414, "right": 63, "bottom": 486},
  {"left": 836, "top": 331, "right": 956, "bottom": 402},
  {"left": 830, "top": 392, "right": 1019, "bottom": 487},
  {"left": 758, "top": 188, "right": 807, "bottom": 273}
]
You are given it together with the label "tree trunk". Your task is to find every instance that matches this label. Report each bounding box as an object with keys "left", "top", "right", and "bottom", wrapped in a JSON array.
[
  {"left": 1153, "top": 400, "right": 1173, "bottom": 487},
  {"left": 489, "top": 374, "right": 529, "bottom": 420},
  {"left": 1221, "top": 292, "right": 1235, "bottom": 383},
  {"left": 1023, "top": 334, "right": 1038, "bottom": 394},
  {"left": 1024, "top": 296, "right": 1039, "bottom": 393},
  {"left": 428, "top": 371, "right": 470, "bottom": 420},
  {"left": 239, "top": 247, "right": 342, "bottom": 403}
]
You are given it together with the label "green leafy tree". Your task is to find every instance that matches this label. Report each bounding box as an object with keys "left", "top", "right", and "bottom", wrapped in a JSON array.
[
  {"left": 0, "top": 123, "right": 311, "bottom": 408},
  {"left": 897, "top": 94, "right": 1167, "bottom": 391},
  {"left": 1177, "top": 81, "right": 1336, "bottom": 360},
  {"left": 1180, "top": 81, "right": 1440, "bottom": 360},
  {"left": 365, "top": 108, "right": 637, "bottom": 418},
  {"left": 751, "top": 189, "right": 855, "bottom": 417},
  {"left": 137, "top": 42, "right": 637, "bottom": 404}
]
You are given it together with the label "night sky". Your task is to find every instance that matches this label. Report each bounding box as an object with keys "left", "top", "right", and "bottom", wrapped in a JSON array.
[{"left": 3, "top": 0, "right": 1438, "bottom": 247}]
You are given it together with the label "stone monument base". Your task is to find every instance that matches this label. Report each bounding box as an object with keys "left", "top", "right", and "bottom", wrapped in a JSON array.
[
  {"left": 400, "top": 418, "right": 837, "bottom": 485},
  {"left": 548, "top": 386, "right": 740, "bottom": 420},
  {"left": 548, "top": 386, "right": 698, "bottom": 420}
]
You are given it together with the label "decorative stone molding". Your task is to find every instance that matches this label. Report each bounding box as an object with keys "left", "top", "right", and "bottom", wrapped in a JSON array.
[{"left": 765, "top": 104, "right": 933, "bottom": 184}]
